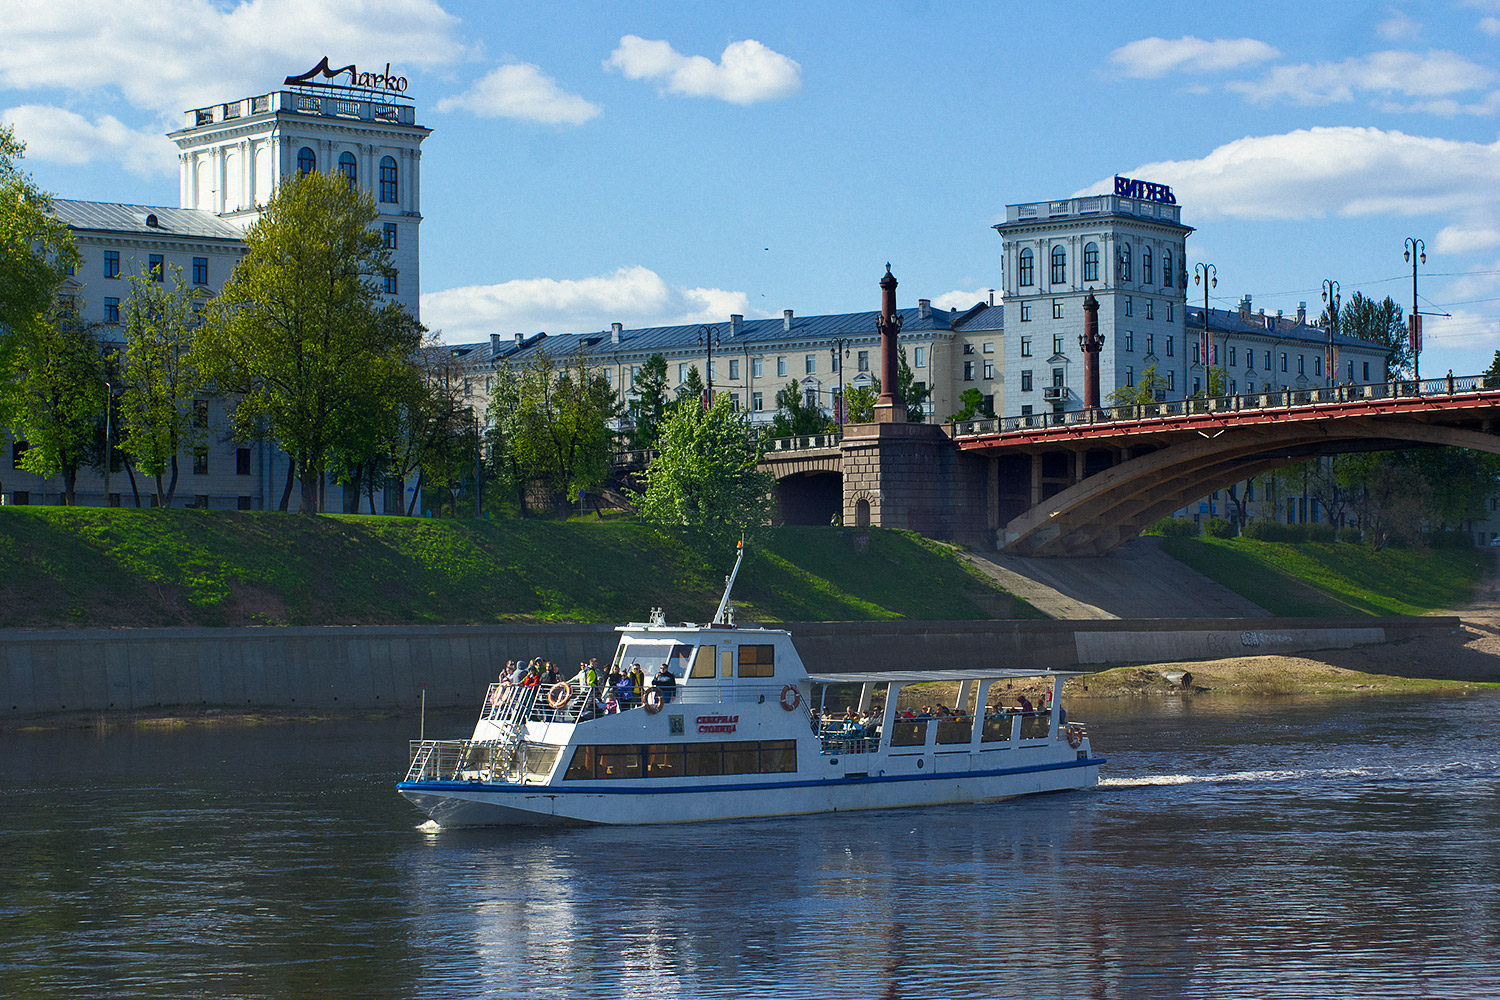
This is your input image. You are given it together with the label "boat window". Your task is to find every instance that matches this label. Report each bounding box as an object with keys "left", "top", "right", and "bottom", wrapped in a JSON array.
[
  {"left": 564, "top": 741, "right": 797, "bottom": 779},
  {"left": 683, "top": 743, "right": 723, "bottom": 776},
  {"left": 738, "top": 644, "right": 775, "bottom": 678},
  {"left": 617, "top": 642, "right": 693, "bottom": 676},
  {"left": 759, "top": 740, "right": 797, "bottom": 773},
  {"left": 936, "top": 718, "right": 974, "bottom": 745},
  {"left": 1020, "top": 715, "right": 1051, "bottom": 740},
  {"left": 521, "top": 744, "right": 560, "bottom": 778},
  {"left": 691, "top": 645, "right": 716, "bottom": 678},
  {"left": 722, "top": 744, "right": 758, "bottom": 774},
  {"left": 645, "top": 744, "right": 685, "bottom": 777},
  {"left": 596, "top": 746, "right": 641, "bottom": 779},
  {"left": 981, "top": 714, "right": 1014, "bottom": 743},
  {"left": 888, "top": 720, "right": 929, "bottom": 747},
  {"left": 719, "top": 650, "right": 733, "bottom": 677}
]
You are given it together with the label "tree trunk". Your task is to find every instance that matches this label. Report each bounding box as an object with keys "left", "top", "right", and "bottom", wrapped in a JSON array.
[
  {"left": 62, "top": 465, "right": 77, "bottom": 506},
  {"left": 405, "top": 469, "right": 423, "bottom": 516},
  {"left": 164, "top": 455, "right": 179, "bottom": 507},
  {"left": 299, "top": 459, "right": 320, "bottom": 514},
  {"left": 279, "top": 456, "right": 295, "bottom": 512},
  {"left": 367, "top": 464, "right": 378, "bottom": 515},
  {"left": 123, "top": 459, "right": 142, "bottom": 508}
]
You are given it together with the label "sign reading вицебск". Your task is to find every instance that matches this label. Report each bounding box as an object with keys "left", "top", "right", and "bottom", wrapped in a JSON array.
[
  {"left": 1114, "top": 175, "right": 1176, "bottom": 205},
  {"left": 284, "top": 57, "right": 408, "bottom": 94}
]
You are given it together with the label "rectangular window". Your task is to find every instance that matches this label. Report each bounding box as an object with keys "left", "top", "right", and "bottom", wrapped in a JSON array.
[
  {"left": 1167, "top": 371, "right": 1175, "bottom": 391},
  {"left": 805, "top": 354, "right": 815, "bottom": 375},
  {"left": 728, "top": 359, "right": 739, "bottom": 380},
  {"left": 1145, "top": 332, "right": 1154, "bottom": 355},
  {"left": 830, "top": 353, "right": 840, "bottom": 374},
  {"left": 1166, "top": 336, "right": 1174, "bottom": 358},
  {"left": 728, "top": 392, "right": 739, "bottom": 410},
  {"left": 982, "top": 342, "right": 994, "bottom": 354},
  {"left": 1298, "top": 355, "right": 1305, "bottom": 375},
  {"left": 983, "top": 360, "right": 994, "bottom": 380},
  {"left": 963, "top": 360, "right": 975, "bottom": 381},
  {"left": 1265, "top": 351, "right": 1272, "bottom": 371},
  {"left": 777, "top": 357, "right": 787, "bottom": 377},
  {"left": 914, "top": 346, "right": 927, "bottom": 368},
  {"left": 1021, "top": 370, "right": 1033, "bottom": 392},
  {"left": 104, "top": 251, "right": 120, "bottom": 278},
  {"left": 690, "top": 645, "right": 717, "bottom": 679},
  {"left": 193, "top": 398, "right": 208, "bottom": 427},
  {"left": 857, "top": 350, "right": 869, "bottom": 372},
  {"left": 383, "top": 223, "right": 397, "bottom": 249},
  {"left": 708, "top": 361, "right": 717, "bottom": 382},
  {"left": 1052, "top": 299, "right": 1063, "bottom": 319},
  {"left": 1314, "top": 356, "right": 1322, "bottom": 377},
  {"left": 1362, "top": 361, "right": 1370, "bottom": 381},
  {"left": 738, "top": 644, "right": 775, "bottom": 678},
  {"left": 752, "top": 391, "right": 763, "bottom": 412},
  {"left": 963, "top": 343, "right": 975, "bottom": 355},
  {"left": 13, "top": 441, "right": 29, "bottom": 468},
  {"left": 678, "top": 363, "right": 688, "bottom": 383},
  {"left": 237, "top": 496, "right": 252, "bottom": 511},
  {"left": 1020, "top": 337, "right": 1032, "bottom": 357},
  {"left": 1192, "top": 342, "right": 1200, "bottom": 364},
  {"left": 751, "top": 358, "right": 763, "bottom": 378},
  {"left": 193, "top": 448, "right": 208, "bottom": 475},
  {"left": 192, "top": 257, "right": 208, "bottom": 285},
  {"left": 104, "top": 297, "right": 120, "bottom": 325},
  {"left": 1280, "top": 353, "right": 1288, "bottom": 373},
  {"left": 236, "top": 448, "right": 251, "bottom": 475},
  {"left": 148, "top": 254, "right": 164, "bottom": 281},
  {"left": 1124, "top": 331, "right": 1134, "bottom": 352},
  {"left": 1052, "top": 335, "right": 1063, "bottom": 355},
  {"left": 1125, "top": 296, "right": 1133, "bottom": 317},
  {"left": 1020, "top": 303, "right": 1031, "bottom": 322},
  {"left": 1193, "top": 377, "right": 1202, "bottom": 394},
  {"left": 1229, "top": 379, "right": 1237, "bottom": 394},
  {"left": 1052, "top": 367, "right": 1064, "bottom": 387},
  {"left": 1145, "top": 300, "right": 1154, "bottom": 320},
  {"left": 803, "top": 387, "right": 817, "bottom": 409},
  {"left": 1347, "top": 361, "right": 1354, "bottom": 381},
  {"left": 1126, "top": 366, "right": 1134, "bottom": 387},
  {"left": 1229, "top": 347, "right": 1237, "bottom": 367},
  {"left": 1167, "top": 303, "right": 1174, "bottom": 322},
  {"left": 1021, "top": 404, "right": 1033, "bottom": 416},
  {"left": 384, "top": 273, "right": 398, "bottom": 294}
]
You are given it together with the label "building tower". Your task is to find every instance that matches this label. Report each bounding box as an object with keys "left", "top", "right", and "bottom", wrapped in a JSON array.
[
  {"left": 994, "top": 177, "right": 1192, "bottom": 417},
  {"left": 167, "top": 59, "right": 430, "bottom": 319}
]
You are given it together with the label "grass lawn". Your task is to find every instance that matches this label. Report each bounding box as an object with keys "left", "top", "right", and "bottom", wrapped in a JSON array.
[
  {"left": 0, "top": 508, "right": 1043, "bottom": 628},
  {"left": 1160, "top": 536, "right": 1489, "bottom": 617}
]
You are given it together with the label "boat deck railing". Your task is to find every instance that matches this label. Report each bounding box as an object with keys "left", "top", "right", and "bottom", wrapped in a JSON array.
[
  {"left": 813, "top": 710, "right": 1075, "bottom": 756},
  {"left": 479, "top": 680, "right": 802, "bottom": 726},
  {"left": 405, "top": 738, "right": 560, "bottom": 784}
]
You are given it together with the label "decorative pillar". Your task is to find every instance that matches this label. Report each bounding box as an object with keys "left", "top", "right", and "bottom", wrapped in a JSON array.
[
  {"left": 874, "top": 263, "right": 906, "bottom": 424},
  {"left": 1079, "top": 291, "right": 1104, "bottom": 409}
]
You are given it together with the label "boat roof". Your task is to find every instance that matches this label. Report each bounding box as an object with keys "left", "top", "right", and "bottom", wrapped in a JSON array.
[{"left": 806, "top": 668, "right": 1083, "bottom": 684}]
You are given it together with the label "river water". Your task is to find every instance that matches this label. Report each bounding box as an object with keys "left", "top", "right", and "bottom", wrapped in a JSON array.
[{"left": 2, "top": 692, "right": 1498, "bottom": 999}]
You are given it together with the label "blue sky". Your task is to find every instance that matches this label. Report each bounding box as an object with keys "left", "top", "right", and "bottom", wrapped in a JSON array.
[{"left": 5, "top": 0, "right": 1500, "bottom": 377}]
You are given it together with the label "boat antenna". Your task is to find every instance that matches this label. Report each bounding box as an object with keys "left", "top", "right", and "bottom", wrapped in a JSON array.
[{"left": 712, "top": 540, "right": 745, "bottom": 625}]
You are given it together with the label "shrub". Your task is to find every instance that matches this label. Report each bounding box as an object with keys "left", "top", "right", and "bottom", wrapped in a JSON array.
[
  {"left": 1243, "top": 521, "right": 1336, "bottom": 543},
  {"left": 1426, "top": 530, "right": 1475, "bottom": 550},
  {"left": 1337, "top": 527, "right": 1363, "bottom": 544},
  {"left": 1203, "top": 517, "right": 1235, "bottom": 538},
  {"left": 1147, "top": 517, "right": 1199, "bottom": 537}
]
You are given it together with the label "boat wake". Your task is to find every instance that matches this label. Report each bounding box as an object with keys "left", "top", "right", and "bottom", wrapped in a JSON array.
[
  {"left": 417, "top": 820, "right": 443, "bottom": 834},
  {"left": 1101, "top": 766, "right": 1373, "bottom": 789}
]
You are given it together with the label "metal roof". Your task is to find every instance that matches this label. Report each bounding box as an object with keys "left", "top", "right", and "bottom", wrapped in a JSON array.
[
  {"left": 51, "top": 200, "right": 247, "bottom": 242},
  {"left": 1186, "top": 305, "right": 1382, "bottom": 351}
]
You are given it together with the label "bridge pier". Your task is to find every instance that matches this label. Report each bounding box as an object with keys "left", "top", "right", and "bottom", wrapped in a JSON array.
[{"left": 840, "top": 422, "right": 990, "bottom": 543}]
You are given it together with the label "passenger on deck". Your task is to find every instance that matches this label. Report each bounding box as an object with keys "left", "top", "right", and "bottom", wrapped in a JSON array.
[
  {"left": 521, "top": 665, "right": 540, "bottom": 688},
  {"left": 510, "top": 661, "right": 528, "bottom": 686},
  {"left": 935, "top": 704, "right": 953, "bottom": 717},
  {"left": 615, "top": 670, "right": 635, "bottom": 708},
  {"left": 1017, "top": 694, "right": 1034, "bottom": 713},
  {"left": 603, "top": 690, "right": 620, "bottom": 714},
  {"left": 583, "top": 660, "right": 600, "bottom": 692},
  {"left": 629, "top": 663, "right": 645, "bottom": 700},
  {"left": 542, "top": 662, "right": 560, "bottom": 686},
  {"left": 653, "top": 664, "right": 678, "bottom": 703}
]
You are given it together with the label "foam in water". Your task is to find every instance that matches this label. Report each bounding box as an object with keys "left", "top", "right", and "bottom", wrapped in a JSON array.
[{"left": 417, "top": 820, "right": 443, "bottom": 834}]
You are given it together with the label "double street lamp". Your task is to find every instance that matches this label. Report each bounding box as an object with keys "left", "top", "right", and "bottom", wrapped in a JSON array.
[
  {"left": 698, "top": 324, "right": 720, "bottom": 409},
  {"left": 1321, "top": 279, "right": 1341, "bottom": 388},
  {"left": 830, "top": 336, "right": 852, "bottom": 426},
  {"left": 1404, "top": 238, "right": 1425, "bottom": 386},
  {"left": 1194, "top": 262, "right": 1217, "bottom": 394}
]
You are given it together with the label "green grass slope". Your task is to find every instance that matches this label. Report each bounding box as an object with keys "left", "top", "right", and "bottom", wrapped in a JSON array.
[
  {"left": 0, "top": 509, "right": 1044, "bottom": 628},
  {"left": 1160, "top": 536, "right": 1488, "bottom": 617}
]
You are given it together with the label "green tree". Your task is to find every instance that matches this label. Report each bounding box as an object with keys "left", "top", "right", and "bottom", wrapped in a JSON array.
[
  {"left": 1108, "top": 363, "right": 1169, "bottom": 406},
  {"left": 947, "top": 386, "right": 994, "bottom": 421},
  {"left": 674, "top": 363, "right": 706, "bottom": 414},
  {"left": 116, "top": 264, "right": 205, "bottom": 507},
  {"left": 1394, "top": 447, "right": 1500, "bottom": 531},
  {"left": 770, "top": 378, "right": 829, "bottom": 437},
  {"left": 7, "top": 299, "right": 107, "bottom": 504},
  {"left": 1483, "top": 350, "right": 1500, "bottom": 388},
  {"left": 1, "top": 125, "right": 77, "bottom": 381},
  {"left": 844, "top": 384, "right": 878, "bottom": 423},
  {"left": 897, "top": 346, "right": 931, "bottom": 422},
  {"left": 629, "top": 353, "right": 670, "bottom": 448},
  {"left": 194, "top": 170, "right": 422, "bottom": 513},
  {"left": 630, "top": 393, "right": 775, "bottom": 547},
  {"left": 1324, "top": 292, "right": 1407, "bottom": 379}
]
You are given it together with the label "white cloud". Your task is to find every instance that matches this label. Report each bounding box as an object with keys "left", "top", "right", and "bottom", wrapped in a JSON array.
[
  {"left": 1436, "top": 225, "right": 1500, "bottom": 254},
  {"left": 420, "top": 266, "right": 752, "bottom": 342},
  {"left": 435, "top": 64, "right": 599, "bottom": 125},
  {"left": 1480, "top": 16, "right": 1500, "bottom": 34},
  {"left": 604, "top": 35, "right": 801, "bottom": 105},
  {"left": 1, "top": 104, "right": 175, "bottom": 176},
  {"left": 1077, "top": 127, "right": 1500, "bottom": 222},
  {"left": 932, "top": 288, "right": 995, "bottom": 311},
  {"left": 1373, "top": 91, "right": 1500, "bottom": 116},
  {"left": 1228, "top": 50, "right": 1494, "bottom": 106},
  {"left": 1108, "top": 36, "right": 1280, "bottom": 78},
  {"left": 1376, "top": 9, "right": 1422, "bottom": 40},
  {"left": 0, "top": 0, "right": 470, "bottom": 116}
]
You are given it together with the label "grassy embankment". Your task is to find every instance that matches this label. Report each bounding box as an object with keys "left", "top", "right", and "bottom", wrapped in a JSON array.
[
  {"left": 1158, "top": 536, "right": 1489, "bottom": 617},
  {"left": 0, "top": 507, "right": 1044, "bottom": 629}
]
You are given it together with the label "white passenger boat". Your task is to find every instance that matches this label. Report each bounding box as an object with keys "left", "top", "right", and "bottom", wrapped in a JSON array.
[{"left": 398, "top": 544, "right": 1102, "bottom": 826}]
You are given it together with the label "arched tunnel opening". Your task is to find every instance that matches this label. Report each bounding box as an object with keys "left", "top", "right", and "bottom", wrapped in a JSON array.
[{"left": 776, "top": 472, "right": 843, "bottom": 526}]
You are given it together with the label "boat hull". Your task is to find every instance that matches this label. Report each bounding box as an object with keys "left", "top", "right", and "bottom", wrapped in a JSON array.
[{"left": 399, "top": 755, "right": 1102, "bottom": 827}]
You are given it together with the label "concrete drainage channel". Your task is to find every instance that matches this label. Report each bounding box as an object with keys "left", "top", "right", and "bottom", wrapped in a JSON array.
[{"left": 0, "top": 617, "right": 1462, "bottom": 717}]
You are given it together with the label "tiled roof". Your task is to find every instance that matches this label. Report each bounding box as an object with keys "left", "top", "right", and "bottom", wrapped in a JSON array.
[
  {"left": 51, "top": 200, "right": 246, "bottom": 242},
  {"left": 1187, "top": 306, "right": 1380, "bottom": 350}
]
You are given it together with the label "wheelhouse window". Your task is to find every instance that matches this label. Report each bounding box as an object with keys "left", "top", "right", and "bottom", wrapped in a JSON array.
[
  {"left": 1050, "top": 245, "right": 1066, "bottom": 285},
  {"left": 297, "top": 147, "right": 316, "bottom": 174},
  {"left": 738, "top": 644, "right": 775, "bottom": 677},
  {"left": 1083, "top": 242, "right": 1099, "bottom": 282},
  {"left": 1018, "top": 248, "right": 1034, "bottom": 287},
  {"left": 380, "top": 156, "right": 398, "bottom": 203}
]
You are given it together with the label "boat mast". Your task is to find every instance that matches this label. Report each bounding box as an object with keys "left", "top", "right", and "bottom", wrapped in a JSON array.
[{"left": 712, "top": 540, "right": 745, "bottom": 625}]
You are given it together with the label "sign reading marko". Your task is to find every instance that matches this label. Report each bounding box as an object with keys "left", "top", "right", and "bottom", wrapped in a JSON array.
[
  {"left": 285, "top": 57, "right": 409, "bottom": 94},
  {"left": 1114, "top": 175, "right": 1176, "bottom": 205}
]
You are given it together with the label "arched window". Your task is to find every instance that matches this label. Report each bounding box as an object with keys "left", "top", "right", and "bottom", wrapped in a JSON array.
[
  {"left": 1018, "top": 248, "right": 1034, "bottom": 287},
  {"left": 380, "top": 156, "right": 398, "bottom": 203},
  {"left": 338, "top": 151, "right": 357, "bottom": 187},
  {"left": 1142, "top": 246, "right": 1153, "bottom": 285},
  {"left": 1117, "top": 243, "right": 1132, "bottom": 282},
  {"left": 1083, "top": 242, "right": 1099, "bottom": 283},
  {"left": 1163, "top": 250, "right": 1174, "bottom": 287},
  {"left": 297, "top": 147, "right": 316, "bottom": 175},
  {"left": 1050, "top": 245, "right": 1066, "bottom": 285}
]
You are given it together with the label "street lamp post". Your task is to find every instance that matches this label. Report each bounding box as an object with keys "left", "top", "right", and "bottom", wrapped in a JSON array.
[
  {"left": 103, "top": 377, "right": 112, "bottom": 506},
  {"left": 1194, "top": 262, "right": 1217, "bottom": 396},
  {"left": 831, "top": 336, "right": 851, "bottom": 427},
  {"left": 698, "top": 324, "right": 720, "bottom": 409},
  {"left": 1321, "top": 279, "right": 1341, "bottom": 389},
  {"left": 1404, "top": 238, "right": 1425, "bottom": 387},
  {"left": 472, "top": 408, "right": 482, "bottom": 519}
]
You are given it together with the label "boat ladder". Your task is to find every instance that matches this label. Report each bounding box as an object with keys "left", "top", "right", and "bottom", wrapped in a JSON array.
[{"left": 490, "top": 685, "right": 537, "bottom": 779}]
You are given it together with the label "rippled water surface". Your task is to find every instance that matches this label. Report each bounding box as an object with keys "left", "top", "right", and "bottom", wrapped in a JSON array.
[{"left": 3, "top": 692, "right": 1498, "bottom": 999}]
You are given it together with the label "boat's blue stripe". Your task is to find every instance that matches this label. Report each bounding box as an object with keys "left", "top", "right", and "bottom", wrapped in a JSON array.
[{"left": 399, "top": 755, "right": 1106, "bottom": 796}]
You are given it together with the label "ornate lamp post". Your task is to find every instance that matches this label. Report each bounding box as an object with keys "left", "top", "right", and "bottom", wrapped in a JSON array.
[
  {"left": 1321, "top": 279, "right": 1341, "bottom": 388},
  {"left": 1194, "top": 262, "right": 1217, "bottom": 395},
  {"left": 698, "top": 324, "right": 720, "bottom": 409},
  {"left": 831, "top": 336, "right": 851, "bottom": 427},
  {"left": 1403, "top": 238, "right": 1425, "bottom": 386}
]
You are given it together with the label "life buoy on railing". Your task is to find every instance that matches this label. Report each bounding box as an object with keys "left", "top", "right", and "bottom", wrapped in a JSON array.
[
  {"left": 546, "top": 682, "right": 572, "bottom": 709},
  {"left": 779, "top": 684, "right": 802, "bottom": 712},
  {"left": 1067, "top": 726, "right": 1083, "bottom": 749},
  {"left": 644, "top": 689, "right": 665, "bottom": 714}
]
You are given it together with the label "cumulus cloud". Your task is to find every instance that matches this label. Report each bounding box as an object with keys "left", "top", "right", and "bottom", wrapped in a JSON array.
[
  {"left": 1482, "top": 16, "right": 1500, "bottom": 34},
  {"left": 1108, "top": 36, "right": 1280, "bottom": 78},
  {"left": 932, "top": 288, "right": 996, "bottom": 311},
  {"left": 1436, "top": 224, "right": 1500, "bottom": 254},
  {"left": 604, "top": 35, "right": 801, "bottom": 105},
  {"left": 0, "top": 0, "right": 470, "bottom": 115},
  {"left": 2, "top": 104, "right": 176, "bottom": 176},
  {"left": 1376, "top": 9, "right": 1422, "bottom": 40},
  {"left": 436, "top": 63, "right": 599, "bottom": 125},
  {"left": 420, "top": 266, "right": 752, "bottom": 343},
  {"left": 1228, "top": 50, "right": 1494, "bottom": 105},
  {"left": 1076, "top": 127, "right": 1500, "bottom": 222}
]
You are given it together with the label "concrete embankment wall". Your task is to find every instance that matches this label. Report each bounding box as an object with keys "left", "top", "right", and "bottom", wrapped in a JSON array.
[{"left": 0, "top": 617, "right": 1459, "bottom": 717}]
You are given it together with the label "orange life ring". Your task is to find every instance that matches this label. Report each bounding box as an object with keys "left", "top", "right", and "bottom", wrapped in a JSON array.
[
  {"left": 779, "top": 684, "right": 802, "bottom": 711},
  {"left": 1067, "top": 727, "right": 1083, "bottom": 749},
  {"left": 644, "top": 689, "right": 665, "bottom": 714},
  {"left": 546, "top": 683, "right": 572, "bottom": 709}
]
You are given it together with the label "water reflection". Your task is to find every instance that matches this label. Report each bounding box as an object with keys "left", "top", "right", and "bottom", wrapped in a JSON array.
[{"left": 1, "top": 695, "right": 1498, "bottom": 998}]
